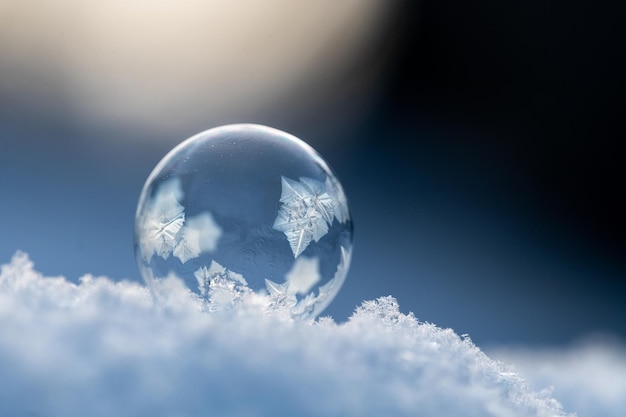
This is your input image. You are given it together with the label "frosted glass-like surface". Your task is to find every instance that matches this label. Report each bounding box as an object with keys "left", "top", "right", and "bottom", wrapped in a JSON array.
[{"left": 134, "top": 124, "right": 353, "bottom": 319}]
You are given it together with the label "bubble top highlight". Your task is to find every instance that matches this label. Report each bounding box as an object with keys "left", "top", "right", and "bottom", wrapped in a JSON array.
[{"left": 134, "top": 124, "right": 353, "bottom": 319}]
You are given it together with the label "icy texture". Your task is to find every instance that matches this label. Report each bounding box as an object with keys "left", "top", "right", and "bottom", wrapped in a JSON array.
[
  {"left": 135, "top": 124, "right": 353, "bottom": 319},
  {"left": 325, "top": 174, "right": 350, "bottom": 224},
  {"left": 194, "top": 261, "right": 251, "bottom": 312},
  {"left": 137, "top": 178, "right": 223, "bottom": 264},
  {"left": 138, "top": 178, "right": 186, "bottom": 260},
  {"left": 493, "top": 341, "right": 626, "bottom": 417},
  {"left": 273, "top": 176, "right": 335, "bottom": 257},
  {"left": 0, "top": 252, "right": 575, "bottom": 417}
]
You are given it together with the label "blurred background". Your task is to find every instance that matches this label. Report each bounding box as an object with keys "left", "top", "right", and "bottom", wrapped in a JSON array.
[{"left": 1, "top": 0, "right": 624, "bottom": 347}]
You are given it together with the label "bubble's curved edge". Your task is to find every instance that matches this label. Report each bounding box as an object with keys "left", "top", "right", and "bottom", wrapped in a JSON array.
[
  {"left": 310, "top": 244, "right": 353, "bottom": 319},
  {"left": 135, "top": 123, "right": 333, "bottom": 218},
  {"left": 133, "top": 123, "right": 354, "bottom": 320}
]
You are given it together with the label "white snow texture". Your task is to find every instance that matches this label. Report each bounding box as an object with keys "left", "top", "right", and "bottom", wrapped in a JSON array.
[
  {"left": 492, "top": 341, "right": 626, "bottom": 417},
  {"left": 0, "top": 252, "right": 572, "bottom": 417}
]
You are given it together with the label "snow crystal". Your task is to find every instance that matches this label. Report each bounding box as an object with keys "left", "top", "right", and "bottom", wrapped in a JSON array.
[
  {"left": 325, "top": 174, "right": 350, "bottom": 224},
  {"left": 139, "top": 178, "right": 186, "bottom": 260},
  {"left": 273, "top": 175, "right": 334, "bottom": 257},
  {"left": 0, "top": 252, "right": 574, "bottom": 417},
  {"left": 137, "top": 178, "right": 223, "bottom": 264},
  {"left": 492, "top": 340, "right": 626, "bottom": 417},
  {"left": 193, "top": 260, "right": 251, "bottom": 312},
  {"left": 263, "top": 248, "right": 350, "bottom": 319},
  {"left": 172, "top": 225, "right": 201, "bottom": 263}
]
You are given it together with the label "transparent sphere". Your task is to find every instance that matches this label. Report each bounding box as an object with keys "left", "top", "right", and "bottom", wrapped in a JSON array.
[{"left": 134, "top": 124, "right": 353, "bottom": 319}]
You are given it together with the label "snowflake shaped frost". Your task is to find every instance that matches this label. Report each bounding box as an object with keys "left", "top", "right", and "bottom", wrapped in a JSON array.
[
  {"left": 173, "top": 212, "right": 223, "bottom": 263},
  {"left": 138, "top": 178, "right": 222, "bottom": 263},
  {"left": 265, "top": 256, "right": 321, "bottom": 317},
  {"left": 325, "top": 175, "right": 350, "bottom": 224},
  {"left": 273, "top": 176, "right": 334, "bottom": 258},
  {"left": 195, "top": 261, "right": 249, "bottom": 310},
  {"left": 139, "top": 179, "right": 186, "bottom": 260},
  {"left": 172, "top": 226, "right": 200, "bottom": 263},
  {"left": 263, "top": 251, "right": 348, "bottom": 319}
]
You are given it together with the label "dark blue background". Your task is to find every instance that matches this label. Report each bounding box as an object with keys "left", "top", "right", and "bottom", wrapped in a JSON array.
[{"left": 1, "top": 1, "right": 624, "bottom": 346}]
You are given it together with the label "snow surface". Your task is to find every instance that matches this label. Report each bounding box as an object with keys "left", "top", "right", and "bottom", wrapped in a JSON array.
[
  {"left": 492, "top": 341, "right": 626, "bottom": 417},
  {"left": 0, "top": 252, "right": 573, "bottom": 417}
]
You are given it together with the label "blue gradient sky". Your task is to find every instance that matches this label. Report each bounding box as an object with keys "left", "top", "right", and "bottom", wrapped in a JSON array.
[{"left": 1, "top": 1, "right": 624, "bottom": 346}]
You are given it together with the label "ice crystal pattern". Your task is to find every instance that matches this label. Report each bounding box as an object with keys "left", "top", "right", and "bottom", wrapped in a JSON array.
[
  {"left": 193, "top": 256, "right": 335, "bottom": 318},
  {"left": 273, "top": 175, "right": 348, "bottom": 258},
  {"left": 264, "top": 246, "right": 351, "bottom": 318},
  {"left": 194, "top": 261, "right": 250, "bottom": 311},
  {"left": 138, "top": 178, "right": 222, "bottom": 264},
  {"left": 135, "top": 124, "right": 353, "bottom": 319},
  {"left": 325, "top": 174, "right": 350, "bottom": 224}
]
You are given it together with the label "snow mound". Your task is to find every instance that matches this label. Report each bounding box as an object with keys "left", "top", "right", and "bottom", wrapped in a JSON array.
[
  {"left": 492, "top": 341, "right": 626, "bottom": 417},
  {"left": 0, "top": 252, "right": 573, "bottom": 417}
]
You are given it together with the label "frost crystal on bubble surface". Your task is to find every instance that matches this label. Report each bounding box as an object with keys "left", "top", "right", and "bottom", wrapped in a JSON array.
[
  {"left": 139, "top": 179, "right": 186, "bottom": 260},
  {"left": 172, "top": 226, "right": 200, "bottom": 263},
  {"left": 172, "top": 213, "right": 223, "bottom": 263},
  {"left": 195, "top": 261, "right": 249, "bottom": 310},
  {"left": 264, "top": 278, "right": 297, "bottom": 311},
  {"left": 264, "top": 256, "right": 320, "bottom": 313},
  {"left": 325, "top": 175, "right": 350, "bottom": 224},
  {"left": 263, "top": 252, "right": 349, "bottom": 318},
  {"left": 135, "top": 125, "right": 353, "bottom": 319},
  {"left": 138, "top": 178, "right": 223, "bottom": 264},
  {"left": 273, "top": 176, "right": 334, "bottom": 257}
]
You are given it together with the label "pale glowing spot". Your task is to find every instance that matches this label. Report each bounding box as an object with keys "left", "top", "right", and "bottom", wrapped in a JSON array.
[
  {"left": 185, "top": 212, "right": 222, "bottom": 253},
  {"left": 284, "top": 256, "right": 320, "bottom": 295}
]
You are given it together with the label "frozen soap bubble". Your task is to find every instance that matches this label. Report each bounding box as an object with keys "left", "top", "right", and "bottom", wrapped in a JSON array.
[{"left": 134, "top": 124, "right": 353, "bottom": 319}]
